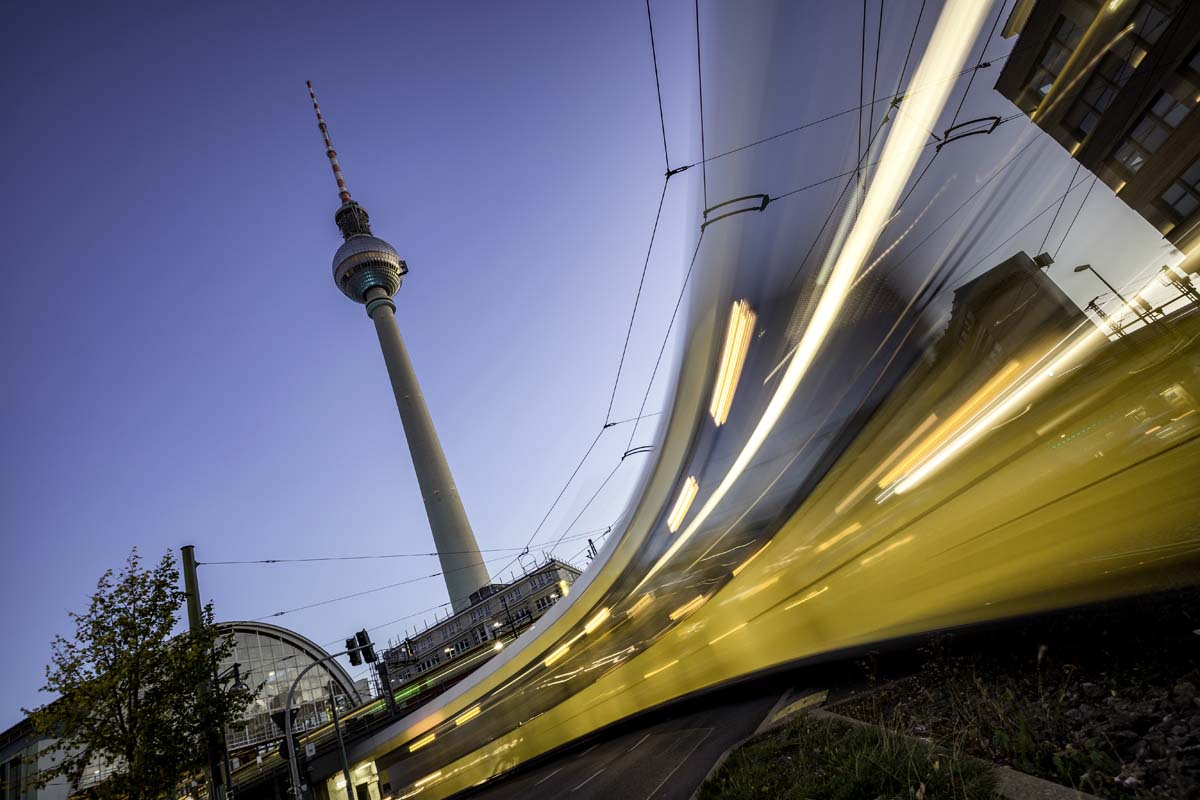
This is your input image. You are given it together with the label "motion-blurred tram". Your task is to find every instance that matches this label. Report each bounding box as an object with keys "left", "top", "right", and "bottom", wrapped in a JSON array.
[{"left": 240, "top": 1, "right": 1200, "bottom": 797}]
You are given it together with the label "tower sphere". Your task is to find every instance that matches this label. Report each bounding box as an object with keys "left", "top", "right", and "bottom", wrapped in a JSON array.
[{"left": 333, "top": 234, "right": 408, "bottom": 303}]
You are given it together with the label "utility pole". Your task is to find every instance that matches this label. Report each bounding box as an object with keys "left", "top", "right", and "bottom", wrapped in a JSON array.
[
  {"left": 181, "top": 545, "right": 225, "bottom": 800},
  {"left": 328, "top": 684, "right": 354, "bottom": 800}
]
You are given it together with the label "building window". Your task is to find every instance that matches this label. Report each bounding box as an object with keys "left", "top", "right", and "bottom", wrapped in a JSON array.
[
  {"left": 1064, "top": 52, "right": 1132, "bottom": 136},
  {"left": 1029, "top": 16, "right": 1087, "bottom": 99},
  {"left": 1062, "top": 0, "right": 1181, "bottom": 138},
  {"left": 1159, "top": 157, "right": 1200, "bottom": 221},
  {"left": 1129, "top": 0, "right": 1178, "bottom": 47},
  {"left": 1187, "top": 44, "right": 1200, "bottom": 79},
  {"left": 1112, "top": 90, "right": 1195, "bottom": 174},
  {"left": 535, "top": 594, "right": 558, "bottom": 612}
]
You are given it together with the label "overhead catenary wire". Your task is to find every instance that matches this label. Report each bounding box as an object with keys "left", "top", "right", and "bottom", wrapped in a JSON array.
[
  {"left": 695, "top": 0, "right": 708, "bottom": 210},
  {"left": 955, "top": 171, "right": 1095, "bottom": 286},
  {"left": 787, "top": 0, "right": 934, "bottom": 288},
  {"left": 1038, "top": 162, "right": 1082, "bottom": 255},
  {"left": 646, "top": 0, "right": 670, "bottom": 171},
  {"left": 678, "top": 55, "right": 1005, "bottom": 173},
  {"left": 858, "top": 0, "right": 867, "bottom": 196},
  {"left": 487, "top": 0, "right": 694, "bottom": 584},
  {"left": 602, "top": 0, "right": 678, "bottom": 425},
  {"left": 1055, "top": 175, "right": 1097, "bottom": 258},
  {"left": 866, "top": 0, "right": 885, "bottom": 165},
  {"left": 202, "top": 547, "right": 528, "bottom": 566},
  {"left": 895, "top": 1, "right": 1008, "bottom": 214},
  {"left": 604, "top": 180, "right": 670, "bottom": 426},
  {"left": 253, "top": 554, "right": 516, "bottom": 621},
  {"left": 625, "top": 229, "right": 707, "bottom": 451},
  {"left": 544, "top": 460, "right": 625, "bottom": 556}
]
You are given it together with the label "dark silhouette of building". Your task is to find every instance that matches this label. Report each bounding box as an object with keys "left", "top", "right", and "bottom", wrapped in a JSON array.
[
  {"left": 936, "top": 251, "right": 1086, "bottom": 368},
  {"left": 995, "top": 0, "right": 1200, "bottom": 254}
]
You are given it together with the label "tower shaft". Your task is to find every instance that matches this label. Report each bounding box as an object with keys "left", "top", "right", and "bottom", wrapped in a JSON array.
[{"left": 365, "top": 287, "right": 490, "bottom": 612}]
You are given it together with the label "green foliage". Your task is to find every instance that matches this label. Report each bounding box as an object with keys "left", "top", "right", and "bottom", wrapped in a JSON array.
[
  {"left": 698, "top": 713, "right": 997, "bottom": 800},
  {"left": 24, "top": 549, "right": 253, "bottom": 800}
]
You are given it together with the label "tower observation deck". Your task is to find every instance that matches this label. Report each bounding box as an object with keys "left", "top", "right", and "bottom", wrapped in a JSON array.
[{"left": 307, "top": 81, "right": 490, "bottom": 613}]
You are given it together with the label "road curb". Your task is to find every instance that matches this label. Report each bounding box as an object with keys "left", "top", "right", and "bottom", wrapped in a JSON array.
[{"left": 686, "top": 687, "right": 791, "bottom": 800}]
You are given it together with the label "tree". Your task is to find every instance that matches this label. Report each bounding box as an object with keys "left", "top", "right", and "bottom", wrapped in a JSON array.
[{"left": 26, "top": 549, "right": 253, "bottom": 800}]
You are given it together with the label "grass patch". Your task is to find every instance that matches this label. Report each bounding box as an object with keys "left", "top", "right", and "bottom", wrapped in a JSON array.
[
  {"left": 835, "top": 591, "right": 1200, "bottom": 799},
  {"left": 698, "top": 712, "right": 997, "bottom": 800}
]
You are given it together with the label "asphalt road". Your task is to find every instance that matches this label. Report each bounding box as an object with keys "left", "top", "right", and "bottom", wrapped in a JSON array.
[{"left": 457, "top": 689, "right": 782, "bottom": 800}]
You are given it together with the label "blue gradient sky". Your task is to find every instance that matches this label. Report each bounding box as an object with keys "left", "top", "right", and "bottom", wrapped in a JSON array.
[
  {"left": 1, "top": 1, "right": 1180, "bottom": 727},
  {"left": 0, "top": 1, "right": 706, "bottom": 724}
]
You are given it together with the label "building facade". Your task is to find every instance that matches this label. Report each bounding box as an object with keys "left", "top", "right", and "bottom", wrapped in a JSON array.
[
  {"left": 216, "top": 621, "right": 362, "bottom": 763},
  {"left": 995, "top": 0, "right": 1200, "bottom": 254},
  {"left": 380, "top": 559, "right": 581, "bottom": 693},
  {"left": 0, "top": 720, "right": 67, "bottom": 800}
]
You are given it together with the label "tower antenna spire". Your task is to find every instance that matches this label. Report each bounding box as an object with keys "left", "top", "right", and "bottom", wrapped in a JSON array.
[{"left": 307, "top": 80, "right": 352, "bottom": 205}]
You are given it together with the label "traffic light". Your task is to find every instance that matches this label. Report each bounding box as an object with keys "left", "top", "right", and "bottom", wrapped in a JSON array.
[
  {"left": 345, "top": 629, "right": 377, "bottom": 665},
  {"left": 355, "top": 629, "right": 377, "bottom": 663}
]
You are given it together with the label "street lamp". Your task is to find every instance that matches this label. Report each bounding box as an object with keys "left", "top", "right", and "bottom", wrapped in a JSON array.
[{"left": 1074, "top": 264, "right": 1153, "bottom": 330}]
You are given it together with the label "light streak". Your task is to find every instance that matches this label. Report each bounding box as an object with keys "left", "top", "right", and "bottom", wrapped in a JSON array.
[
  {"left": 894, "top": 326, "right": 1109, "bottom": 494},
  {"left": 708, "top": 622, "right": 748, "bottom": 645},
  {"left": 543, "top": 644, "right": 571, "bottom": 668},
  {"left": 454, "top": 706, "right": 481, "bottom": 726},
  {"left": 584, "top": 607, "right": 612, "bottom": 634},
  {"left": 414, "top": 771, "right": 443, "bottom": 788},
  {"left": 722, "top": 576, "right": 780, "bottom": 604},
  {"left": 634, "top": 0, "right": 990, "bottom": 591},
  {"left": 784, "top": 586, "right": 829, "bottom": 610},
  {"left": 628, "top": 594, "right": 654, "bottom": 617},
  {"left": 643, "top": 659, "right": 679, "bottom": 679},
  {"left": 879, "top": 361, "right": 1022, "bottom": 488},
  {"left": 815, "top": 522, "right": 862, "bottom": 553},
  {"left": 667, "top": 477, "right": 699, "bottom": 533},
  {"left": 835, "top": 417, "right": 937, "bottom": 512},
  {"left": 668, "top": 595, "right": 707, "bottom": 621},
  {"left": 860, "top": 535, "right": 915, "bottom": 566},
  {"left": 409, "top": 733, "right": 436, "bottom": 752},
  {"left": 710, "top": 300, "right": 757, "bottom": 425},
  {"left": 732, "top": 542, "right": 770, "bottom": 576}
]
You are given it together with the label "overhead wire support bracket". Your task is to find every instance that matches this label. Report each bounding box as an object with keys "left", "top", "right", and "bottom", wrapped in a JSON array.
[
  {"left": 934, "top": 115, "right": 1002, "bottom": 152},
  {"left": 701, "top": 193, "right": 771, "bottom": 231}
]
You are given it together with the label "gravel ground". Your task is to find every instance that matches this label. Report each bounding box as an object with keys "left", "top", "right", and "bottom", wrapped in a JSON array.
[{"left": 833, "top": 589, "right": 1200, "bottom": 799}]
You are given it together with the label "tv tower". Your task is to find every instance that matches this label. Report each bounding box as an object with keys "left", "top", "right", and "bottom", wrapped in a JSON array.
[{"left": 307, "top": 81, "right": 490, "bottom": 613}]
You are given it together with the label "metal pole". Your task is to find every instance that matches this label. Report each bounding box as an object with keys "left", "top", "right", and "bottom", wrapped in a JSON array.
[
  {"left": 1083, "top": 265, "right": 1160, "bottom": 331},
  {"left": 182, "top": 545, "right": 224, "bottom": 800},
  {"left": 328, "top": 684, "right": 355, "bottom": 800},
  {"left": 284, "top": 650, "right": 349, "bottom": 798}
]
